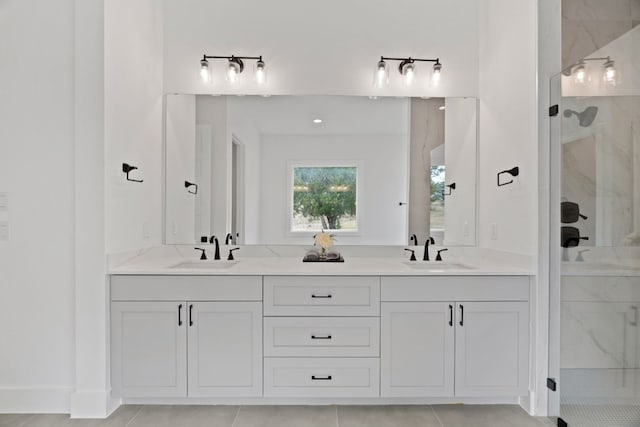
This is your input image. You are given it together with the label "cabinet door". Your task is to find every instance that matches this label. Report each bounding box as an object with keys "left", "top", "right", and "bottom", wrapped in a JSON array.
[
  {"left": 111, "top": 301, "right": 187, "bottom": 397},
  {"left": 187, "top": 302, "right": 262, "bottom": 397},
  {"left": 381, "top": 302, "right": 454, "bottom": 397},
  {"left": 455, "top": 301, "right": 529, "bottom": 397}
]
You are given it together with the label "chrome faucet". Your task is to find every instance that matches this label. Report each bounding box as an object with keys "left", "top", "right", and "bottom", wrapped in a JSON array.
[
  {"left": 423, "top": 236, "right": 435, "bottom": 261},
  {"left": 209, "top": 236, "right": 221, "bottom": 260}
]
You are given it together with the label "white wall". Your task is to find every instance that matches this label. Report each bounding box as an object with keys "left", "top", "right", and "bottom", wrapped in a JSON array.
[
  {"left": 0, "top": 0, "right": 76, "bottom": 412},
  {"left": 477, "top": 0, "right": 539, "bottom": 255},
  {"left": 0, "top": 0, "right": 164, "bottom": 415},
  {"left": 444, "top": 97, "right": 477, "bottom": 246},
  {"left": 104, "top": 0, "right": 164, "bottom": 254},
  {"left": 196, "top": 96, "right": 230, "bottom": 238},
  {"left": 165, "top": 95, "right": 196, "bottom": 243},
  {"left": 228, "top": 99, "right": 262, "bottom": 244},
  {"left": 259, "top": 134, "right": 408, "bottom": 245},
  {"left": 162, "top": 0, "right": 479, "bottom": 98},
  {"left": 408, "top": 98, "right": 444, "bottom": 245}
]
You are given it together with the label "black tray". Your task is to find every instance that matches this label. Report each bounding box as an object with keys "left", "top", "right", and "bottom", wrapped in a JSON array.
[{"left": 303, "top": 256, "right": 344, "bottom": 263}]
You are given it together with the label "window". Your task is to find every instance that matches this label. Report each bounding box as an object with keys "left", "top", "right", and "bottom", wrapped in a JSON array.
[
  {"left": 430, "top": 165, "right": 445, "bottom": 232},
  {"left": 290, "top": 165, "right": 358, "bottom": 233}
]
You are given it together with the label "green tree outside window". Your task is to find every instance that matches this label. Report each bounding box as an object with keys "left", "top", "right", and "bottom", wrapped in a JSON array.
[{"left": 292, "top": 166, "right": 357, "bottom": 231}]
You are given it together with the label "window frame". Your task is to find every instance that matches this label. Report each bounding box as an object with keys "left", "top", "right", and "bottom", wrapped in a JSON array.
[{"left": 286, "top": 160, "right": 362, "bottom": 237}]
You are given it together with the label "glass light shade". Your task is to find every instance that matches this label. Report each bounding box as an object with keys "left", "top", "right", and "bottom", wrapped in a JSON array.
[
  {"left": 431, "top": 62, "right": 442, "bottom": 87},
  {"left": 227, "top": 60, "right": 242, "bottom": 84},
  {"left": 373, "top": 60, "right": 388, "bottom": 88},
  {"left": 255, "top": 60, "right": 267, "bottom": 85},
  {"left": 573, "top": 63, "right": 587, "bottom": 85},
  {"left": 401, "top": 62, "right": 415, "bottom": 87},
  {"left": 200, "top": 59, "right": 211, "bottom": 83},
  {"left": 603, "top": 59, "right": 619, "bottom": 86}
]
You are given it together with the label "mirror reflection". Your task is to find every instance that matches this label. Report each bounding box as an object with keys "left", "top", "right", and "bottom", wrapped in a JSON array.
[
  {"left": 561, "top": 96, "right": 640, "bottom": 246},
  {"left": 164, "top": 95, "right": 477, "bottom": 246}
]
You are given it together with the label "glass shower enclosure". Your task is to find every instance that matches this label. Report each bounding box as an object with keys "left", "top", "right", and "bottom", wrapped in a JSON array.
[{"left": 549, "top": 24, "right": 640, "bottom": 427}]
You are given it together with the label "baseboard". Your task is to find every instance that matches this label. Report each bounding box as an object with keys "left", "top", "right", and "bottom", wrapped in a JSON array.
[
  {"left": 519, "top": 392, "right": 533, "bottom": 415},
  {"left": 0, "top": 386, "right": 73, "bottom": 413},
  {"left": 70, "top": 390, "right": 121, "bottom": 419},
  {"left": 123, "top": 396, "right": 522, "bottom": 405}
]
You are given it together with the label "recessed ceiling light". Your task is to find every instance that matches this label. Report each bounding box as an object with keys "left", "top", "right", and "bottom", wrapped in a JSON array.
[
  {"left": 438, "top": 105, "right": 446, "bottom": 111},
  {"left": 313, "top": 118, "right": 323, "bottom": 124}
]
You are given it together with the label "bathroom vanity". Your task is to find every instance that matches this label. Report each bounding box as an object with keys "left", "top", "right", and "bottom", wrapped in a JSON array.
[{"left": 109, "top": 251, "right": 532, "bottom": 405}]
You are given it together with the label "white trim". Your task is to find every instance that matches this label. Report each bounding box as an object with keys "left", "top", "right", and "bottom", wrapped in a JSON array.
[
  {"left": 123, "top": 396, "right": 525, "bottom": 406},
  {"left": 0, "top": 386, "right": 73, "bottom": 414},
  {"left": 69, "top": 390, "right": 120, "bottom": 419}
]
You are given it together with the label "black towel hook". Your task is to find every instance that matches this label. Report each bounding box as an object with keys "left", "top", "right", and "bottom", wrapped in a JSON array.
[
  {"left": 444, "top": 182, "right": 456, "bottom": 196},
  {"left": 185, "top": 181, "right": 198, "bottom": 194},
  {"left": 122, "top": 163, "right": 143, "bottom": 183},
  {"left": 497, "top": 166, "right": 519, "bottom": 187}
]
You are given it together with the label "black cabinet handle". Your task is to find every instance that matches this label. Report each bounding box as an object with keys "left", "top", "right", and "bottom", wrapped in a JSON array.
[
  {"left": 449, "top": 304, "right": 453, "bottom": 327},
  {"left": 178, "top": 304, "right": 183, "bottom": 326},
  {"left": 311, "top": 375, "right": 332, "bottom": 380},
  {"left": 311, "top": 335, "right": 332, "bottom": 340},
  {"left": 459, "top": 304, "right": 464, "bottom": 326},
  {"left": 189, "top": 304, "right": 194, "bottom": 326},
  {"left": 311, "top": 294, "right": 332, "bottom": 299}
]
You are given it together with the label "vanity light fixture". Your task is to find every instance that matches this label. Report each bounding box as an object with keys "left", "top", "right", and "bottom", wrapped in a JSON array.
[
  {"left": 199, "top": 54, "right": 266, "bottom": 85},
  {"left": 563, "top": 56, "right": 619, "bottom": 87},
  {"left": 373, "top": 56, "right": 442, "bottom": 88}
]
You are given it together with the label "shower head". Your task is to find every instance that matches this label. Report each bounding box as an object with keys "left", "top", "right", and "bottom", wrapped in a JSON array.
[{"left": 563, "top": 106, "right": 598, "bottom": 127}]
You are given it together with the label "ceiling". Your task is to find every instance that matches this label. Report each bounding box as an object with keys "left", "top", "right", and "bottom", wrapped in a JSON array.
[{"left": 226, "top": 95, "right": 416, "bottom": 136}]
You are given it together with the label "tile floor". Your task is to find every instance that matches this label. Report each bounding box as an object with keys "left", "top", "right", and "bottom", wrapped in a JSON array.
[{"left": 0, "top": 405, "right": 556, "bottom": 427}]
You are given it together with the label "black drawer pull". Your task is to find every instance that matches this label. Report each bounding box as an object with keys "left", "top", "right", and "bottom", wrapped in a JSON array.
[
  {"left": 311, "top": 294, "right": 332, "bottom": 299},
  {"left": 311, "top": 335, "right": 332, "bottom": 340},
  {"left": 189, "top": 304, "right": 194, "bottom": 326},
  {"left": 178, "top": 304, "right": 183, "bottom": 326},
  {"left": 448, "top": 304, "right": 453, "bottom": 327},
  {"left": 311, "top": 375, "right": 332, "bottom": 381},
  {"left": 459, "top": 304, "right": 464, "bottom": 326}
]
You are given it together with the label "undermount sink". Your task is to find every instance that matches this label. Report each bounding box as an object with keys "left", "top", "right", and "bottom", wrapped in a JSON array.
[
  {"left": 403, "top": 261, "right": 475, "bottom": 271},
  {"left": 170, "top": 260, "right": 240, "bottom": 269}
]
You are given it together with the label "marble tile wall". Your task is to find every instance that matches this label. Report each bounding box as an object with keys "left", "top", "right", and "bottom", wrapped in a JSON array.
[{"left": 562, "top": 0, "right": 640, "bottom": 69}]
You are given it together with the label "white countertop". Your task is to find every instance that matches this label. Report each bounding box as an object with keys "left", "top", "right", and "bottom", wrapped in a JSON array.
[
  {"left": 561, "top": 261, "right": 640, "bottom": 277},
  {"left": 109, "top": 246, "right": 535, "bottom": 276}
]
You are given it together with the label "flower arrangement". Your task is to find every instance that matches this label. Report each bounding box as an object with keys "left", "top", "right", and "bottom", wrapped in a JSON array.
[{"left": 314, "top": 230, "right": 335, "bottom": 258}]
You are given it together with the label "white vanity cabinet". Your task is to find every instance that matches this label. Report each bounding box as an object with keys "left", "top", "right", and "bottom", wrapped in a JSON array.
[
  {"left": 110, "top": 275, "right": 262, "bottom": 398},
  {"left": 380, "top": 276, "right": 529, "bottom": 398},
  {"left": 263, "top": 276, "right": 381, "bottom": 397},
  {"left": 111, "top": 301, "right": 187, "bottom": 397},
  {"left": 453, "top": 301, "right": 529, "bottom": 397},
  {"left": 381, "top": 302, "right": 455, "bottom": 397}
]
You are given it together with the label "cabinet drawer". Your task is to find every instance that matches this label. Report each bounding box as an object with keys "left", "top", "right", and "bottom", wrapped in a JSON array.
[
  {"left": 264, "top": 317, "right": 380, "bottom": 357},
  {"left": 381, "top": 276, "right": 529, "bottom": 302},
  {"left": 264, "top": 276, "right": 380, "bottom": 316},
  {"left": 111, "top": 275, "right": 262, "bottom": 301},
  {"left": 264, "top": 358, "right": 380, "bottom": 397}
]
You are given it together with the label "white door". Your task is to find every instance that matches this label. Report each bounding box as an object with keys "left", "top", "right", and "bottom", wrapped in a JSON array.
[
  {"left": 381, "top": 302, "right": 454, "bottom": 397},
  {"left": 187, "top": 302, "right": 262, "bottom": 397},
  {"left": 111, "top": 301, "right": 187, "bottom": 397},
  {"left": 454, "top": 301, "right": 529, "bottom": 397}
]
